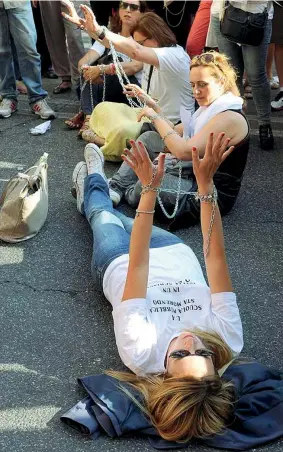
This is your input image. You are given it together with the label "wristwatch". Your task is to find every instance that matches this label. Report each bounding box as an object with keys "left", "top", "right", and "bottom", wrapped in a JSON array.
[{"left": 96, "top": 26, "right": 106, "bottom": 41}]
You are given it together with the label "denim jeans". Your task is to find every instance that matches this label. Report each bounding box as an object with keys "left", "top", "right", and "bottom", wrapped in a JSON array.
[
  {"left": 210, "top": 15, "right": 272, "bottom": 125},
  {"left": 83, "top": 173, "right": 183, "bottom": 287},
  {"left": 0, "top": 2, "right": 47, "bottom": 103}
]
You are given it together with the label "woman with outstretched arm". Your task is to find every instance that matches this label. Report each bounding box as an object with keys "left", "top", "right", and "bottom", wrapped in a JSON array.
[{"left": 71, "top": 132, "right": 243, "bottom": 442}]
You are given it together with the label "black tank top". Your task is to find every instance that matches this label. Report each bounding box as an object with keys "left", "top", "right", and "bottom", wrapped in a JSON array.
[{"left": 217, "top": 109, "right": 250, "bottom": 179}]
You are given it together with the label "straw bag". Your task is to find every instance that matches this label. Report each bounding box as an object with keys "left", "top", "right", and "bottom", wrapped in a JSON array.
[{"left": 0, "top": 153, "right": 48, "bottom": 243}]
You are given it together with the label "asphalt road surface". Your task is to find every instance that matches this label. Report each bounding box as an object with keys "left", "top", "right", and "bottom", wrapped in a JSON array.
[{"left": 0, "top": 79, "right": 283, "bottom": 452}]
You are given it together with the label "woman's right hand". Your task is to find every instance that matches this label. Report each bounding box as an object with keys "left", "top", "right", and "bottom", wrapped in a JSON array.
[{"left": 122, "top": 140, "right": 165, "bottom": 188}]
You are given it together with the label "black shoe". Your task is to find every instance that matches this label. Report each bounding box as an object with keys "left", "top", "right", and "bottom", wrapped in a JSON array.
[
  {"left": 42, "top": 68, "right": 58, "bottom": 79},
  {"left": 259, "top": 124, "right": 274, "bottom": 151}
]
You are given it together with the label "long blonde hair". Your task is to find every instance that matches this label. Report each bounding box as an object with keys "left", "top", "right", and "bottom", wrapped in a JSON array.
[
  {"left": 107, "top": 330, "right": 236, "bottom": 442},
  {"left": 190, "top": 51, "right": 240, "bottom": 97}
]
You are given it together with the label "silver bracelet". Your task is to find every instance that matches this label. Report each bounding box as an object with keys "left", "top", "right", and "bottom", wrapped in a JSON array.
[
  {"left": 136, "top": 209, "right": 155, "bottom": 217},
  {"left": 162, "top": 129, "right": 178, "bottom": 143},
  {"left": 141, "top": 186, "right": 159, "bottom": 195},
  {"left": 194, "top": 186, "right": 218, "bottom": 203},
  {"left": 149, "top": 113, "right": 172, "bottom": 126}
]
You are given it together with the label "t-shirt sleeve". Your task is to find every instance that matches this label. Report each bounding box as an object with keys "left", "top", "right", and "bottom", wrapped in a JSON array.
[
  {"left": 90, "top": 40, "right": 106, "bottom": 57},
  {"left": 210, "top": 292, "right": 244, "bottom": 355},
  {"left": 112, "top": 299, "right": 156, "bottom": 374},
  {"left": 152, "top": 47, "right": 185, "bottom": 75}
]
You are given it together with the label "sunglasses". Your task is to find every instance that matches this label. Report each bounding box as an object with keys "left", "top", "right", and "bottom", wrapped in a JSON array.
[
  {"left": 120, "top": 1, "right": 140, "bottom": 11},
  {"left": 169, "top": 349, "right": 215, "bottom": 360}
]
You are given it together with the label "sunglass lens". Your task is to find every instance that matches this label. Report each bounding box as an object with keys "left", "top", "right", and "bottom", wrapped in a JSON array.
[{"left": 120, "top": 2, "right": 139, "bottom": 11}]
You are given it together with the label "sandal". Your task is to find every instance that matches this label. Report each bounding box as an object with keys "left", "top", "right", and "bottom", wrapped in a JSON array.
[
  {"left": 53, "top": 81, "right": 72, "bottom": 94},
  {"left": 65, "top": 111, "right": 84, "bottom": 129},
  {"left": 81, "top": 129, "right": 105, "bottom": 146},
  {"left": 78, "top": 116, "right": 91, "bottom": 139}
]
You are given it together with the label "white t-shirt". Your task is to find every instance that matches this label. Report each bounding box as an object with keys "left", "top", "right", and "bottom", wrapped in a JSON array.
[
  {"left": 103, "top": 243, "right": 243, "bottom": 376},
  {"left": 90, "top": 40, "right": 143, "bottom": 84},
  {"left": 141, "top": 45, "right": 194, "bottom": 124}
]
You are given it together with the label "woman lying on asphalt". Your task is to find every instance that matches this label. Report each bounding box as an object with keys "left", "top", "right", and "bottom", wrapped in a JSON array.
[{"left": 71, "top": 133, "right": 243, "bottom": 442}]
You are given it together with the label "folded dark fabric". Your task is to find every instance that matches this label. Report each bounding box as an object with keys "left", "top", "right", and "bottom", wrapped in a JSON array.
[{"left": 60, "top": 362, "right": 283, "bottom": 450}]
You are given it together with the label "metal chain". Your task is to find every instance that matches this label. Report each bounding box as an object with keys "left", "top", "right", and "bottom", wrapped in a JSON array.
[{"left": 165, "top": 1, "right": 187, "bottom": 28}]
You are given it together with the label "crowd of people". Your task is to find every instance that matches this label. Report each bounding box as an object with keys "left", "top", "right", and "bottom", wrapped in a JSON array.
[{"left": 1, "top": 0, "right": 282, "bottom": 446}]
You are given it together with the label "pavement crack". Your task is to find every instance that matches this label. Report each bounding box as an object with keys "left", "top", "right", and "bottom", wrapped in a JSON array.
[{"left": 0, "top": 279, "right": 88, "bottom": 295}]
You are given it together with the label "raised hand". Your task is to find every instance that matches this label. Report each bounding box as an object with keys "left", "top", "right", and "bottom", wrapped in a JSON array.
[
  {"left": 80, "top": 4, "right": 100, "bottom": 35},
  {"left": 192, "top": 132, "right": 234, "bottom": 190},
  {"left": 122, "top": 140, "right": 165, "bottom": 188},
  {"left": 61, "top": 0, "right": 82, "bottom": 26}
]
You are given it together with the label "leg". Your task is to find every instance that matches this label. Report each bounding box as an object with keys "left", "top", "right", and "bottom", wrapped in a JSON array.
[
  {"left": 210, "top": 15, "right": 244, "bottom": 93},
  {"left": 63, "top": 1, "right": 85, "bottom": 82},
  {"left": 40, "top": 0, "right": 71, "bottom": 80},
  {"left": 110, "top": 131, "right": 165, "bottom": 201},
  {"left": 114, "top": 210, "right": 183, "bottom": 248},
  {"left": 274, "top": 45, "right": 283, "bottom": 87},
  {"left": 84, "top": 174, "right": 131, "bottom": 287},
  {"left": 0, "top": 7, "right": 17, "bottom": 100},
  {"left": 266, "top": 43, "right": 275, "bottom": 80},
  {"left": 242, "top": 20, "right": 272, "bottom": 126},
  {"left": 8, "top": 2, "right": 47, "bottom": 103}
]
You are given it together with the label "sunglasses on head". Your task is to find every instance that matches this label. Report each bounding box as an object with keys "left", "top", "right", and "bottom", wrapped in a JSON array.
[
  {"left": 169, "top": 349, "right": 215, "bottom": 360},
  {"left": 120, "top": 1, "right": 140, "bottom": 11}
]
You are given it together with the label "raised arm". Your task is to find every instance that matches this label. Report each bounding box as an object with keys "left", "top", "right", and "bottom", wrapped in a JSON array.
[
  {"left": 137, "top": 107, "right": 247, "bottom": 160},
  {"left": 192, "top": 133, "right": 234, "bottom": 294},
  {"left": 61, "top": 1, "right": 160, "bottom": 67},
  {"left": 120, "top": 141, "right": 165, "bottom": 301}
]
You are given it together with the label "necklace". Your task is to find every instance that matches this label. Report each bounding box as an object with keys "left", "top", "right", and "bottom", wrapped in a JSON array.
[{"left": 164, "top": 1, "right": 187, "bottom": 28}]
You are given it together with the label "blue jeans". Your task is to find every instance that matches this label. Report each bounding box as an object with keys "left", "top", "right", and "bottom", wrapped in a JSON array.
[
  {"left": 0, "top": 2, "right": 47, "bottom": 103},
  {"left": 211, "top": 15, "right": 272, "bottom": 125},
  {"left": 83, "top": 174, "right": 183, "bottom": 287}
]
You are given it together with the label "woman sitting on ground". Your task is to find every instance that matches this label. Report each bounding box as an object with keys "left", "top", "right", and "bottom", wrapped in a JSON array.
[
  {"left": 108, "top": 51, "right": 250, "bottom": 229},
  {"left": 62, "top": 3, "right": 195, "bottom": 149},
  {"left": 71, "top": 134, "right": 243, "bottom": 442},
  {"left": 64, "top": 0, "right": 147, "bottom": 142}
]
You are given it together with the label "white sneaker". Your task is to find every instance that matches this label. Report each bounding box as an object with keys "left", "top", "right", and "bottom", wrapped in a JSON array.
[
  {"left": 31, "top": 99, "right": 56, "bottom": 119},
  {"left": 0, "top": 98, "right": 17, "bottom": 118},
  {"left": 84, "top": 143, "right": 107, "bottom": 181},
  {"left": 270, "top": 77, "right": 279, "bottom": 90},
  {"left": 109, "top": 189, "right": 121, "bottom": 206},
  {"left": 72, "top": 161, "right": 87, "bottom": 213},
  {"left": 271, "top": 91, "right": 283, "bottom": 111}
]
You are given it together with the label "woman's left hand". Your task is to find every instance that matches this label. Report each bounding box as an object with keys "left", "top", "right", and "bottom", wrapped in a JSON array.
[
  {"left": 137, "top": 106, "right": 156, "bottom": 122},
  {"left": 61, "top": 0, "right": 82, "bottom": 26},
  {"left": 82, "top": 66, "right": 101, "bottom": 82},
  {"left": 61, "top": 1, "right": 100, "bottom": 36},
  {"left": 122, "top": 140, "right": 165, "bottom": 188},
  {"left": 124, "top": 84, "right": 159, "bottom": 111},
  {"left": 192, "top": 132, "right": 234, "bottom": 190}
]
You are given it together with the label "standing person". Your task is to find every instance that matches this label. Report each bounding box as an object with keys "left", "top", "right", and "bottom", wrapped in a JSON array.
[
  {"left": 0, "top": 0, "right": 55, "bottom": 119},
  {"left": 270, "top": 1, "right": 283, "bottom": 111},
  {"left": 39, "top": 0, "right": 85, "bottom": 94},
  {"left": 71, "top": 133, "right": 243, "bottom": 442},
  {"left": 210, "top": 0, "right": 274, "bottom": 151}
]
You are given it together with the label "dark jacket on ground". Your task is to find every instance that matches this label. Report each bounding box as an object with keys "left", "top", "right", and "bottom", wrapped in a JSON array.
[{"left": 61, "top": 362, "right": 283, "bottom": 450}]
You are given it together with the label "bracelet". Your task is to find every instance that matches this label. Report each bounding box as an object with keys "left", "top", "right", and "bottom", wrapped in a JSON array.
[
  {"left": 95, "top": 26, "right": 107, "bottom": 41},
  {"left": 148, "top": 113, "right": 172, "bottom": 126},
  {"left": 136, "top": 209, "right": 155, "bottom": 217},
  {"left": 162, "top": 130, "right": 178, "bottom": 143},
  {"left": 109, "top": 63, "right": 116, "bottom": 75},
  {"left": 141, "top": 186, "right": 159, "bottom": 195},
  {"left": 194, "top": 186, "right": 218, "bottom": 203},
  {"left": 98, "top": 64, "right": 106, "bottom": 76}
]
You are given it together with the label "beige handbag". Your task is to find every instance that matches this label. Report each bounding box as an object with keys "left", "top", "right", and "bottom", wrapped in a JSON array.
[{"left": 0, "top": 153, "right": 48, "bottom": 243}]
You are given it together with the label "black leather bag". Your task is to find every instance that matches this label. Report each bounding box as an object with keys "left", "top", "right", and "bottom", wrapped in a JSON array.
[{"left": 220, "top": 2, "right": 268, "bottom": 46}]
